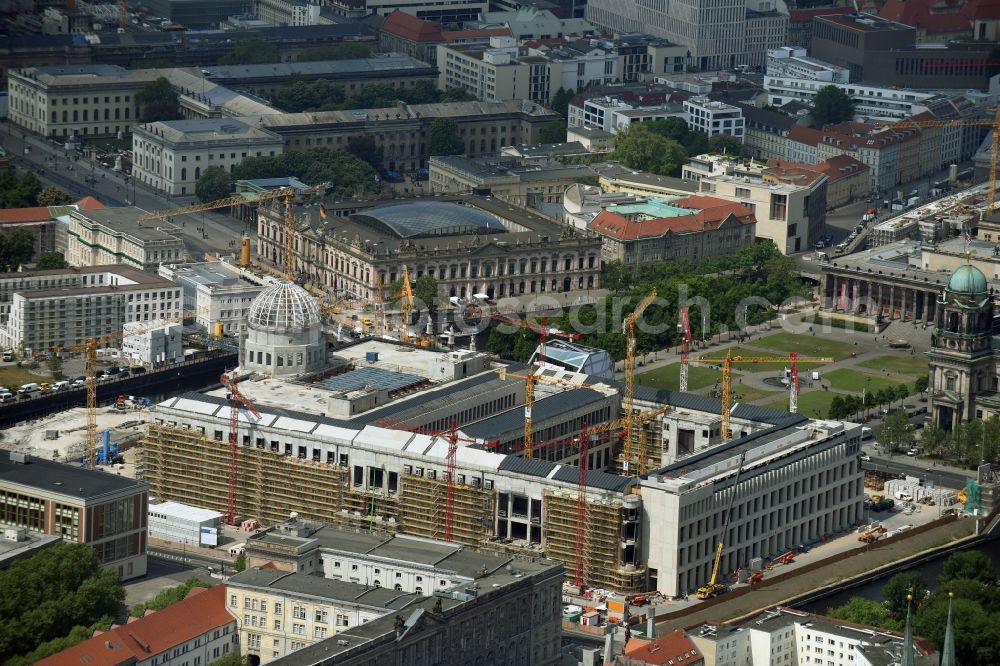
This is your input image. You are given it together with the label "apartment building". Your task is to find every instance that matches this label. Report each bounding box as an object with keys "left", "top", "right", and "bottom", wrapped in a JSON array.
[
  {"left": 437, "top": 36, "right": 618, "bottom": 105},
  {"left": 158, "top": 260, "right": 268, "bottom": 336},
  {"left": 38, "top": 586, "right": 237, "bottom": 666},
  {"left": 768, "top": 156, "right": 870, "bottom": 210},
  {"left": 0, "top": 448, "right": 148, "bottom": 580},
  {"left": 736, "top": 103, "right": 797, "bottom": 162},
  {"left": 571, "top": 95, "right": 685, "bottom": 133},
  {"left": 815, "top": 122, "right": 925, "bottom": 194},
  {"left": 132, "top": 119, "right": 284, "bottom": 196},
  {"left": 683, "top": 97, "right": 745, "bottom": 141},
  {"left": 231, "top": 519, "right": 564, "bottom": 665},
  {"left": 0, "top": 265, "right": 182, "bottom": 352},
  {"left": 585, "top": 0, "right": 789, "bottom": 71},
  {"left": 66, "top": 207, "right": 185, "bottom": 271},
  {"left": 587, "top": 194, "right": 757, "bottom": 265},
  {"left": 695, "top": 159, "right": 828, "bottom": 253}
]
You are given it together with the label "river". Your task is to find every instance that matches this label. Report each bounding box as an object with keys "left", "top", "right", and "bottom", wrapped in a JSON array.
[{"left": 795, "top": 541, "right": 1000, "bottom": 614}]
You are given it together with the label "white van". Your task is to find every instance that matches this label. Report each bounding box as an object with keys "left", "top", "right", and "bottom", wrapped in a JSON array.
[
  {"left": 17, "top": 382, "right": 39, "bottom": 395},
  {"left": 52, "top": 381, "right": 70, "bottom": 392}
]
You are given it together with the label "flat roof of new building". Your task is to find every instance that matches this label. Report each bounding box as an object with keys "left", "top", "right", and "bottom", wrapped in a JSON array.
[
  {"left": 71, "top": 207, "right": 183, "bottom": 243},
  {"left": 202, "top": 54, "right": 435, "bottom": 81},
  {"left": 162, "top": 261, "right": 267, "bottom": 290},
  {"left": 149, "top": 500, "right": 223, "bottom": 523},
  {"left": 0, "top": 449, "right": 146, "bottom": 500},
  {"left": 818, "top": 12, "right": 914, "bottom": 32}
]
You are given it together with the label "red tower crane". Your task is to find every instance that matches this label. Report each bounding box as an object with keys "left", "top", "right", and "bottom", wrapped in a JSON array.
[
  {"left": 221, "top": 371, "right": 261, "bottom": 525},
  {"left": 445, "top": 418, "right": 459, "bottom": 542}
]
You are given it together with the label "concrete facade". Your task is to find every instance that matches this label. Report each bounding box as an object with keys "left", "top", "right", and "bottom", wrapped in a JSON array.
[
  {"left": 0, "top": 265, "right": 182, "bottom": 353},
  {"left": 122, "top": 320, "right": 184, "bottom": 365},
  {"left": 0, "top": 449, "right": 148, "bottom": 580},
  {"left": 133, "top": 119, "right": 284, "bottom": 196},
  {"left": 66, "top": 207, "right": 186, "bottom": 272},
  {"left": 158, "top": 260, "right": 268, "bottom": 336},
  {"left": 683, "top": 97, "right": 745, "bottom": 141}
]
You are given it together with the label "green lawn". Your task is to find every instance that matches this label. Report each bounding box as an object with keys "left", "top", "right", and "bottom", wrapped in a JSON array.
[
  {"left": 749, "top": 331, "right": 859, "bottom": 361},
  {"left": 0, "top": 365, "right": 49, "bottom": 392},
  {"left": 823, "top": 368, "right": 907, "bottom": 394},
  {"left": 730, "top": 385, "right": 780, "bottom": 403},
  {"left": 637, "top": 362, "right": 725, "bottom": 391},
  {"left": 856, "top": 354, "right": 928, "bottom": 377},
  {"left": 766, "top": 389, "right": 840, "bottom": 419},
  {"left": 696, "top": 347, "right": 836, "bottom": 373}
]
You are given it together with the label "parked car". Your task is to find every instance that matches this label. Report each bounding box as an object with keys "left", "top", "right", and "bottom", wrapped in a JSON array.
[
  {"left": 860, "top": 453, "right": 872, "bottom": 462},
  {"left": 131, "top": 366, "right": 147, "bottom": 374},
  {"left": 1, "top": 351, "right": 12, "bottom": 362}
]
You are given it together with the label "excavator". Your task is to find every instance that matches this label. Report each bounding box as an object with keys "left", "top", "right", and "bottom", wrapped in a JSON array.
[{"left": 696, "top": 450, "right": 747, "bottom": 600}]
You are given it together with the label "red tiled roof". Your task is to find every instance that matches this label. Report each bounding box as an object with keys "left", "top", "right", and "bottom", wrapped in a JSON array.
[
  {"left": 382, "top": 9, "right": 443, "bottom": 42},
  {"left": 442, "top": 27, "right": 511, "bottom": 43},
  {"left": 879, "top": 0, "right": 973, "bottom": 33},
  {"left": 624, "top": 629, "right": 703, "bottom": 665},
  {"left": 967, "top": 0, "right": 1000, "bottom": 20},
  {"left": 588, "top": 197, "right": 755, "bottom": 241},
  {"left": 787, "top": 125, "right": 823, "bottom": 146},
  {"left": 0, "top": 206, "right": 51, "bottom": 224},
  {"left": 37, "top": 586, "right": 233, "bottom": 666},
  {"left": 74, "top": 195, "right": 106, "bottom": 210}
]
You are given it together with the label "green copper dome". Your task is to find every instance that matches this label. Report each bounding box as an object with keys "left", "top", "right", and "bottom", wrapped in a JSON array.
[{"left": 947, "top": 264, "right": 988, "bottom": 295}]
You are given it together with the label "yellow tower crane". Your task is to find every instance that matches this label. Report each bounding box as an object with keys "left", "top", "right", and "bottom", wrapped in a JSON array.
[
  {"left": 622, "top": 289, "right": 657, "bottom": 473},
  {"left": 689, "top": 349, "right": 833, "bottom": 439},
  {"left": 890, "top": 106, "right": 1000, "bottom": 214},
  {"left": 399, "top": 265, "right": 413, "bottom": 343},
  {"left": 139, "top": 182, "right": 328, "bottom": 280}
]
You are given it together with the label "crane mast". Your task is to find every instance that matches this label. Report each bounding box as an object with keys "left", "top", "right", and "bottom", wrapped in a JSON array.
[
  {"left": 679, "top": 307, "right": 692, "bottom": 392},
  {"left": 222, "top": 371, "right": 261, "bottom": 525},
  {"left": 697, "top": 450, "right": 747, "bottom": 599}
]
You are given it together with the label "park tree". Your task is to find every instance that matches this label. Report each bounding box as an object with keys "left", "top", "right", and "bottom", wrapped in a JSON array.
[
  {"left": 0, "top": 171, "right": 41, "bottom": 208},
  {"left": 915, "top": 374, "right": 929, "bottom": 396},
  {"left": 612, "top": 124, "right": 687, "bottom": 176},
  {"left": 602, "top": 259, "right": 628, "bottom": 292},
  {"left": 876, "top": 410, "right": 913, "bottom": 454},
  {"left": 538, "top": 120, "right": 567, "bottom": 144},
  {"left": 413, "top": 275, "right": 439, "bottom": 311},
  {"left": 827, "top": 597, "right": 900, "bottom": 631},
  {"left": 828, "top": 395, "right": 846, "bottom": 420},
  {"left": 136, "top": 77, "right": 181, "bottom": 123},
  {"left": 345, "top": 135, "right": 384, "bottom": 170},
  {"left": 35, "top": 251, "right": 68, "bottom": 270},
  {"left": 234, "top": 551, "right": 247, "bottom": 572},
  {"left": 0, "top": 228, "right": 36, "bottom": 272},
  {"left": 299, "top": 42, "right": 371, "bottom": 61},
  {"left": 36, "top": 185, "right": 70, "bottom": 207},
  {"left": 195, "top": 166, "right": 233, "bottom": 203},
  {"left": 940, "top": 550, "right": 997, "bottom": 585},
  {"left": 220, "top": 39, "right": 279, "bottom": 65},
  {"left": 0, "top": 543, "right": 124, "bottom": 662},
  {"left": 811, "top": 85, "right": 854, "bottom": 125},
  {"left": 550, "top": 87, "right": 575, "bottom": 118},
  {"left": 882, "top": 571, "right": 927, "bottom": 621},
  {"left": 231, "top": 149, "right": 376, "bottom": 198},
  {"left": 919, "top": 423, "right": 949, "bottom": 458},
  {"left": 708, "top": 134, "right": 747, "bottom": 157},
  {"left": 428, "top": 118, "right": 465, "bottom": 156}
]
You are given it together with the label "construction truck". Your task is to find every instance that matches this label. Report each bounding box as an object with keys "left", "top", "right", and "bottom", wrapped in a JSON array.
[
  {"left": 696, "top": 451, "right": 747, "bottom": 600},
  {"left": 859, "top": 525, "right": 886, "bottom": 543}
]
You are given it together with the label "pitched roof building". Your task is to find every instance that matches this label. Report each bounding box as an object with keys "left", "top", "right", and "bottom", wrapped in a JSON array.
[
  {"left": 378, "top": 10, "right": 511, "bottom": 64},
  {"left": 587, "top": 194, "right": 757, "bottom": 264},
  {"left": 37, "top": 586, "right": 237, "bottom": 666},
  {"left": 618, "top": 629, "right": 704, "bottom": 666}
]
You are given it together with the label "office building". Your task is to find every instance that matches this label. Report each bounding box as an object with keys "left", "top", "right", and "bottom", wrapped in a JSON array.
[
  {"left": 67, "top": 207, "right": 186, "bottom": 272},
  {"left": 133, "top": 119, "right": 283, "bottom": 197},
  {"left": 0, "top": 196, "right": 105, "bottom": 264},
  {"left": 585, "top": 0, "right": 789, "bottom": 71},
  {"left": 683, "top": 97, "right": 745, "bottom": 141},
  {"left": 764, "top": 76, "right": 940, "bottom": 122},
  {"left": 0, "top": 265, "right": 182, "bottom": 353},
  {"left": 766, "top": 46, "right": 849, "bottom": 83},
  {"left": 811, "top": 12, "right": 998, "bottom": 89},
  {"left": 158, "top": 260, "right": 269, "bottom": 337},
  {"left": 570, "top": 95, "right": 685, "bottom": 133},
  {"left": 142, "top": 0, "right": 251, "bottom": 29},
  {"left": 329, "top": 0, "right": 488, "bottom": 23},
  {"left": 689, "top": 155, "right": 828, "bottom": 253},
  {"left": 428, "top": 154, "right": 600, "bottom": 206},
  {"left": 231, "top": 519, "right": 563, "bottom": 664},
  {"left": 0, "top": 449, "right": 147, "bottom": 580},
  {"left": 255, "top": 0, "right": 322, "bottom": 26},
  {"left": 122, "top": 320, "right": 183, "bottom": 365}
]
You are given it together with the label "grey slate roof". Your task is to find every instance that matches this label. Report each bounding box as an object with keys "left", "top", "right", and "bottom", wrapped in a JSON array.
[
  {"left": 497, "top": 456, "right": 557, "bottom": 478},
  {"left": 0, "top": 448, "right": 146, "bottom": 500},
  {"left": 460, "top": 388, "right": 609, "bottom": 439}
]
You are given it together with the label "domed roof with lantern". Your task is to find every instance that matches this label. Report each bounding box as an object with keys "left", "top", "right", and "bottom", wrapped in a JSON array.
[{"left": 247, "top": 281, "right": 320, "bottom": 332}]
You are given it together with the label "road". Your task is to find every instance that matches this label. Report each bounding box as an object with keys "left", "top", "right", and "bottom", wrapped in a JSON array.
[
  {"left": 861, "top": 457, "right": 971, "bottom": 490},
  {"left": 1, "top": 125, "right": 250, "bottom": 260}
]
